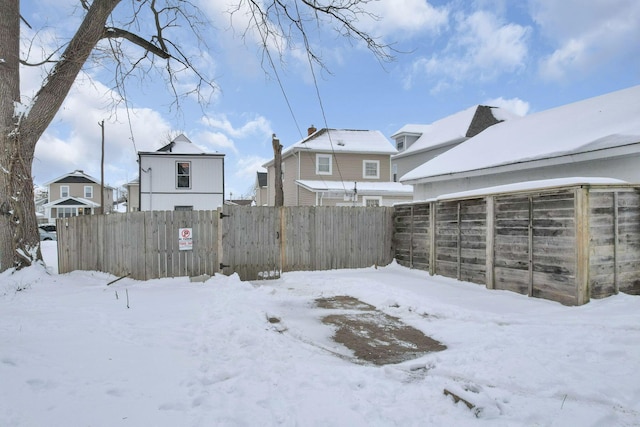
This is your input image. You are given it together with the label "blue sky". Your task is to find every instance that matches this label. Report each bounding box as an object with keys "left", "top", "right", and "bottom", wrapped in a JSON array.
[{"left": 22, "top": 0, "right": 640, "bottom": 199}]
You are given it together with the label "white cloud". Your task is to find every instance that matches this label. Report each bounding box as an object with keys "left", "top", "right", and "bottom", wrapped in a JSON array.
[
  {"left": 197, "top": 131, "right": 238, "bottom": 154},
  {"left": 235, "top": 155, "right": 270, "bottom": 180},
  {"left": 201, "top": 114, "right": 271, "bottom": 138},
  {"left": 33, "top": 74, "right": 172, "bottom": 187},
  {"left": 484, "top": 97, "right": 530, "bottom": 116},
  {"left": 406, "top": 10, "right": 530, "bottom": 90},
  {"left": 530, "top": 0, "right": 640, "bottom": 80},
  {"left": 360, "top": 0, "right": 449, "bottom": 38}
]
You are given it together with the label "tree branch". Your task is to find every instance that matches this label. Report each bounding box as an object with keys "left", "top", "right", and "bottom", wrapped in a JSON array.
[{"left": 102, "top": 27, "right": 170, "bottom": 59}]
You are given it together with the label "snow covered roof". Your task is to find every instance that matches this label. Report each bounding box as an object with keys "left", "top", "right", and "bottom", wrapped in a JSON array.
[
  {"left": 264, "top": 129, "right": 396, "bottom": 167},
  {"left": 402, "top": 85, "right": 640, "bottom": 183},
  {"left": 296, "top": 180, "right": 413, "bottom": 195},
  {"left": 392, "top": 105, "right": 518, "bottom": 159},
  {"left": 44, "top": 170, "right": 100, "bottom": 186},
  {"left": 156, "top": 134, "right": 205, "bottom": 154}
]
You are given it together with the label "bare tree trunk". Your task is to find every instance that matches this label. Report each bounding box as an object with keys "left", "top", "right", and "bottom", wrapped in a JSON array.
[
  {"left": 0, "top": 0, "right": 121, "bottom": 271},
  {"left": 272, "top": 134, "right": 284, "bottom": 207}
]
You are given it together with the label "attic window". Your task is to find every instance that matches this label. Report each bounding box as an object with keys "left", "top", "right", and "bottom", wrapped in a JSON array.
[
  {"left": 177, "top": 161, "right": 191, "bottom": 188},
  {"left": 396, "top": 137, "right": 405, "bottom": 151}
]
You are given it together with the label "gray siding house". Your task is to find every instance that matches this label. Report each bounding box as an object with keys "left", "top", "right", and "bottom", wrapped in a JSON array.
[
  {"left": 42, "top": 170, "right": 114, "bottom": 221},
  {"left": 263, "top": 126, "right": 412, "bottom": 206}
]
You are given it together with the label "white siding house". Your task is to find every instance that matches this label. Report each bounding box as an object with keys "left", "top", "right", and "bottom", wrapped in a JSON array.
[
  {"left": 138, "top": 134, "right": 224, "bottom": 211},
  {"left": 402, "top": 85, "right": 640, "bottom": 200}
]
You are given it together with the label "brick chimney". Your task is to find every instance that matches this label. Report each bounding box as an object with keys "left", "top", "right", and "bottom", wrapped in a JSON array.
[{"left": 307, "top": 125, "right": 317, "bottom": 136}]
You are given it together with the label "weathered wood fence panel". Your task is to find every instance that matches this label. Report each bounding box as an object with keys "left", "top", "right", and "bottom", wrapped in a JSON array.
[
  {"left": 220, "top": 206, "right": 281, "bottom": 280},
  {"left": 393, "top": 184, "right": 640, "bottom": 306},
  {"left": 58, "top": 206, "right": 393, "bottom": 282},
  {"left": 220, "top": 206, "right": 394, "bottom": 280},
  {"left": 588, "top": 190, "right": 640, "bottom": 297},
  {"left": 57, "top": 210, "right": 218, "bottom": 280}
]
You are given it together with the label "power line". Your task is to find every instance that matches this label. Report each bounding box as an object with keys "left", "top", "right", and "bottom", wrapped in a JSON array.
[{"left": 293, "top": 1, "right": 347, "bottom": 194}]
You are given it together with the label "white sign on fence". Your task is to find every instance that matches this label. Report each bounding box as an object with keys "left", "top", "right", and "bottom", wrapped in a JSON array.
[{"left": 179, "top": 228, "right": 193, "bottom": 251}]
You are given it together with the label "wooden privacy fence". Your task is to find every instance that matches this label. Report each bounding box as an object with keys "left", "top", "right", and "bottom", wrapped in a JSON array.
[
  {"left": 57, "top": 210, "right": 218, "bottom": 280},
  {"left": 57, "top": 206, "right": 394, "bottom": 281},
  {"left": 394, "top": 183, "right": 640, "bottom": 306}
]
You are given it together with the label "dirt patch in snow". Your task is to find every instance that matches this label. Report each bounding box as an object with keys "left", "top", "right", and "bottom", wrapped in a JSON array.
[{"left": 315, "top": 296, "right": 446, "bottom": 365}]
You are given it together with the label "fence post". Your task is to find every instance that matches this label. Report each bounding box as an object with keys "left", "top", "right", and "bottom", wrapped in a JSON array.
[{"left": 485, "top": 196, "right": 495, "bottom": 289}]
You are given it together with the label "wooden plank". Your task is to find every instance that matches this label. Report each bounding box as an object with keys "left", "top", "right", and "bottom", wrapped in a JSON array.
[{"left": 574, "top": 188, "right": 589, "bottom": 305}]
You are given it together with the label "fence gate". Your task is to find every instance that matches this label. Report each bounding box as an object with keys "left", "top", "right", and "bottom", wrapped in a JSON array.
[{"left": 220, "top": 206, "right": 282, "bottom": 280}]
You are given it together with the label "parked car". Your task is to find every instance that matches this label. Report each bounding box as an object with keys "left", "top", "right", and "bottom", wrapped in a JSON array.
[{"left": 39, "top": 224, "right": 57, "bottom": 241}]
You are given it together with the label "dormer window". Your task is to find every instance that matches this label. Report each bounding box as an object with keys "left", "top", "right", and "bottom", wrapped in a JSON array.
[{"left": 396, "top": 136, "right": 405, "bottom": 151}]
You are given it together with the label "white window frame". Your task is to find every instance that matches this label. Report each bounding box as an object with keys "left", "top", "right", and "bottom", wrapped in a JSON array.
[
  {"left": 57, "top": 207, "right": 76, "bottom": 218},
  {"left": 362, "top": 160, "right": 380, "bottom": 179},
  {"left": 316, "top": 154, "right": 332, "bottom": 175},
  {"left": 396, "top": 136, "right": 405, "bottom": 151},
  {"left": 176, "top": 161, "right": 191, "bottom": 189},
  {"left": 60, "top": 185, "right": 69, "bottom": 198},
  {"left": 84, "top": 185, "right": 93, "bottom": 199},
  {"left": 363, "top": 196, "right": 382, "bottom": 207}
]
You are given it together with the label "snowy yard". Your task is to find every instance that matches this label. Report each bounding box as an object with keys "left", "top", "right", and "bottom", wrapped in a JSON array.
[{"left": 1, "top": 241, "right": 639, "bottom": 426}]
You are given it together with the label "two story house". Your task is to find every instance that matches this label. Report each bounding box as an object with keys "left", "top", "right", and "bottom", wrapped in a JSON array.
[
  {"left": 42, "top": 170, "right": 114, "bottom": 222},
  {"left": 262, "top": 126, "right": 413, "bottom": 206},
  {"left": 391, "top": 105, "right": 516, "bottom": 182},
  {"left": 138, "top": 134, "right": 225, "bottom": 211}
]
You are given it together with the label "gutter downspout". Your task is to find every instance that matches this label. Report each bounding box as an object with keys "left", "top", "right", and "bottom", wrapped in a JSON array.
[{"left": 141, "top": 165, "right": 152, "bottom": 211}]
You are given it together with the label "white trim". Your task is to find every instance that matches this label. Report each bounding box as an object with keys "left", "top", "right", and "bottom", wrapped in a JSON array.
[
  {"left": 316, "top": 154, "right": 332, "bottom": 175},
  {"left": 84, "top": 185, "right": 93, "bottom": 199},
  {"left": 363, "top": 160, "right": 380, "bottom": 179},
  {"left": 60, "top": 185, "right": 69, "bottom": 198}
]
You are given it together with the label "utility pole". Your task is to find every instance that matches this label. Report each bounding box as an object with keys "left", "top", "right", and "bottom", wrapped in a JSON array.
[
  {"left": 272, "top": 134, "right": 284, "bottom": 207},
  {"left": 99, "top": 120, "right": 105, "bottom": 215}
]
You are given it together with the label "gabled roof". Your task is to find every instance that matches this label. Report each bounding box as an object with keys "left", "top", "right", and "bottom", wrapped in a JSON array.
[
  {"left": 43, "top": 196, "right": 100, "bottom": 208},
  {"left": 156, "top": 134, "right": 204, "bottom": 154},
  {"left": 402, "top": 85, "right": 640, "bottom": 183},
  {"left": 44, "top": 170, "right": 100, "bottom": 186},
  {"left": 264, "top": 128, "right": 396, "bottom": 167},
  {"left": 392, "top": 105, "right": 517, "bottom": 159},
  {"left": 296, "top": 180, "right": 413, "bottom": 196}
]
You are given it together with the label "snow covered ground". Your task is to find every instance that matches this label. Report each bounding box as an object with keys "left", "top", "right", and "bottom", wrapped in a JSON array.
[{"left": 1, "top": 241, "right": 639, "bottom": 426}]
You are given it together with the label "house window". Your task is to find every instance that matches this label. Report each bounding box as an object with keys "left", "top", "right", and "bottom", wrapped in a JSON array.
[
  {"left": 177, "top": 161, "right": 191, "bottom": 188},
  {"left": 57, "top": 207, "right": 76, "bottom": 218},
  {"left": 174, "top": 205, "right": 193, "bottom": 211},
  {"left": 84, "top": 186, "right": 93, "bottom": 199},
  {"left": 363, "top": 197, "right": 381, "bottom": 207},
  {"left": 396, "top": 137, "right": 405, "bottom": 151},
  {"left": 60, "top": 185, "right": 69, "bottom": 198},
  {"left": 363, "top": 160, "right": 380, "bottom": 179},
  {"left": 392, "top": 164, "right": 398, "bottom": 182},
  {"left": 316, "top": 154, "right": 332, "bottom": 175}
]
